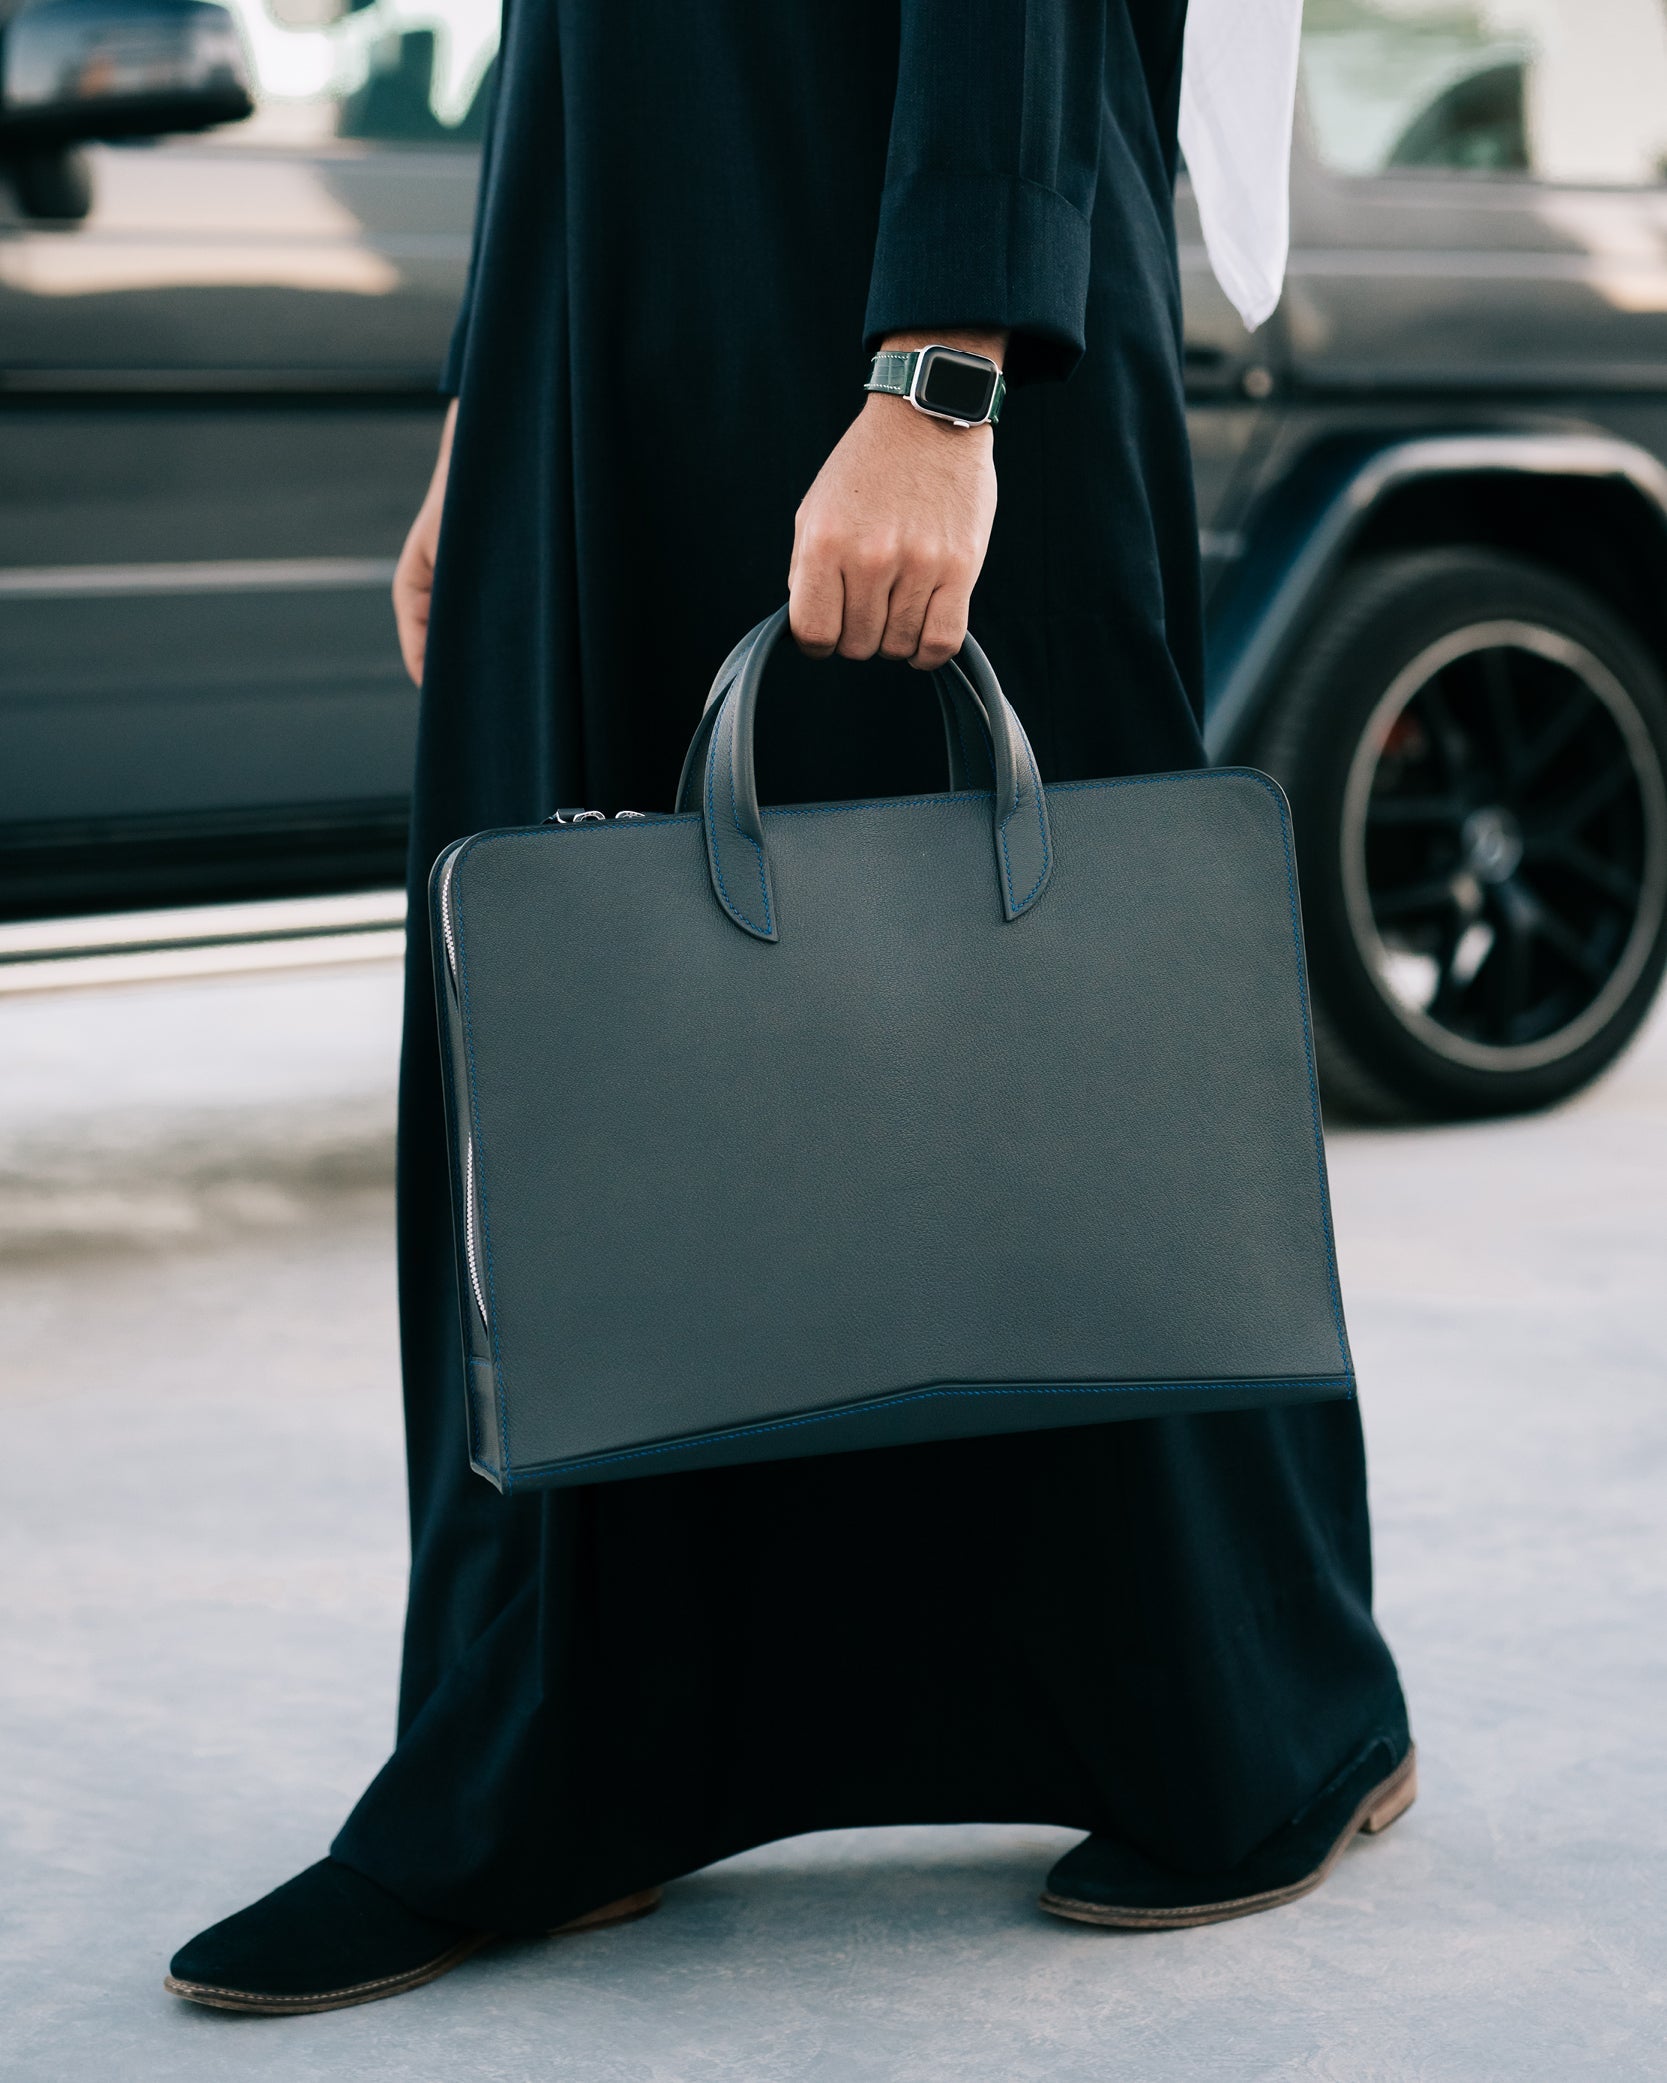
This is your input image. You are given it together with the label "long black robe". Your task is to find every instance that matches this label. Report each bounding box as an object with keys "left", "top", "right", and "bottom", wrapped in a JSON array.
[{"left": 332, "top": 0, "right": 1409, "bottom": 1933}]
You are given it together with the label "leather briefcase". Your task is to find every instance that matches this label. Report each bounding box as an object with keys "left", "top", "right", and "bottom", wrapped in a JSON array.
[{"left": 431, "top": 609, "right": 1355, "bottom": 1493}]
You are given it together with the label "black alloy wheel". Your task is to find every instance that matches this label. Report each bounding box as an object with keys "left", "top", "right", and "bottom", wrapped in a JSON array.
[{"left": 1257, "top": 549, "right": 1667, "bottom": 1120}]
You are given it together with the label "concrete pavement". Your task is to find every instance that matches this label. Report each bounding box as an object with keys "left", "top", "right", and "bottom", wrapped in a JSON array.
[{"left": 2, "top": 958, "right": 1664, "bottom": 2081}]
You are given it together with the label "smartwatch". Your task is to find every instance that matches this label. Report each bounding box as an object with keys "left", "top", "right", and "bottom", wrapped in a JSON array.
[{"left": 864, "top": 344, "right": 1005, "bottom": 427}]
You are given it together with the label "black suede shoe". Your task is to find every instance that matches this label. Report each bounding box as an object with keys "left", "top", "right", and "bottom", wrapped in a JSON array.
[
  {"left": 166, "top": 1858, "right": 662, "bottom": 2014},
  {"left": 1040, "top": 1737, "right": 1416, "bottom": 1930}
]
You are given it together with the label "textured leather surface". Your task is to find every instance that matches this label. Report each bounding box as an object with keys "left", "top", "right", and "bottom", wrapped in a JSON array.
[
  {"left": 693, "top": 609, "right": 1050, "bottom": 941},
  {"left": 864, "top": 346, "right": 918, "bottom": 397},
  {"left": 431, "top": 713, "right": 1355, "bottom": 1493}
]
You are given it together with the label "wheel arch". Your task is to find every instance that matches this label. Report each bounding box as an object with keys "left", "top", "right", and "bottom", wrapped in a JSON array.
[{"left": 1204, "top": 432, "right": 1667, "bottom": 762}]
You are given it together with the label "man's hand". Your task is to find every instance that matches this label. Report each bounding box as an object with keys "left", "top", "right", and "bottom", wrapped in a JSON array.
[
  {"left": 393, "top": 398, "right": 459, "bottom": 688},
  {"left": 789, "top": 330, "right": 1004, "bottom": 672}
]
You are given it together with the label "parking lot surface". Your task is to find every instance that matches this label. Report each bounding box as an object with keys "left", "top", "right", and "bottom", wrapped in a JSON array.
[{"left": 2, "top": 959, "right": 1664, "bottom": 2082}]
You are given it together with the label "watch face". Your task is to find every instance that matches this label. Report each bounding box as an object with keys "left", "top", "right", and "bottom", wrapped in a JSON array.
[{"left": 915, "top": 347, "right": 998, "bottom": 422}]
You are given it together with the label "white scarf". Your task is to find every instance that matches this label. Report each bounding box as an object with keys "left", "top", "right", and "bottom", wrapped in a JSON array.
[{"left": 1178, "top": 0, "right": 1305, "bottom": 331}]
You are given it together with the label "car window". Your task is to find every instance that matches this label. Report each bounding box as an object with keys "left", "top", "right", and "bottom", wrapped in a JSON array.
[
  {"left": 213, "top": 0, "right": 500, "bottom": 146},
  {"left": 1301, "top": 0, "right": 1667, "bottom": 185}
]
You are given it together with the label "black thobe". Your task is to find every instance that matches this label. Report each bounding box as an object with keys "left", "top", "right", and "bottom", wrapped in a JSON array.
[{"left": 333, "top": 0, "right": 1409, "bottom": 1932}]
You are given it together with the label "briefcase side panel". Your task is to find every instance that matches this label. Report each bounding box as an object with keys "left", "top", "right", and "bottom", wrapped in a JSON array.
[{"left": 430, "top": 839, "right": 508, "bottom": 1492}]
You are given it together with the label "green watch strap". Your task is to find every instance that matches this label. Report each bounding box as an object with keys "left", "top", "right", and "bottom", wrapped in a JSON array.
[
  {"left": 865, "top": 348, "right": 920, "bottom": 401},
  {"left": 864, "top": 347, "right": 1005, "bottom": 425}
]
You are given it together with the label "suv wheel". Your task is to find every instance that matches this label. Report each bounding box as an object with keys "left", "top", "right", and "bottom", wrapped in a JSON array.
[{"left": 1256, "top": 548, "right": 1667, "bottom": 1120}]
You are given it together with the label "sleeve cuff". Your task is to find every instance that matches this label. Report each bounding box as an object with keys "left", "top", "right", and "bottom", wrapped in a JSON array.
[{"left": 863, "top": 169, "right": 1092, "bottom": 385}]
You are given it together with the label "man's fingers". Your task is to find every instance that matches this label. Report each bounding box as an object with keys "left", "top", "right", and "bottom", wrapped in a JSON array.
[
  {"left": 794, "top": 557, "right": 965, "bottom": 664},
  {"left": 791, "top": 524, "right": 976, "bottom": 666},
  {"left": 393, "top": 496, "right": 445, "bottom": 687},
  {"left": 879, "top": 568, "right": 935, "bottom": 662},
  {"left": 392, "top": 556, "right": 431, "bottom": 687},
  {"left": 789, "top": 542, "right": 843, "bottom": 658},
  {"left": 912, "top": 584, "right": 971, "bottom": 672},
  {"left": 835, "top": 543, "right": 896, "bottom": 659},
  {"left": 406, "top": 607, "right": 430, "bottom": 687}
]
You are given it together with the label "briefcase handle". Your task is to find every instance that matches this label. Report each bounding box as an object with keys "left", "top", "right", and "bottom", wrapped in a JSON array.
[
  {"left": 675, "top": 613, "right": 1000, "bottom": 802},
  {"left": 673, "top": 609, "right": 1008, "bottom": 841},
  {"left": 675, "top": 605, "right": 1053, "bottom": 944}
]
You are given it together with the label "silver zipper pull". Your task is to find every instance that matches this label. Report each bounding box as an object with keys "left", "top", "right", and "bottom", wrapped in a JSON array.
[{"left": 545, "top": 807, "right": 649, "bottom": 825}]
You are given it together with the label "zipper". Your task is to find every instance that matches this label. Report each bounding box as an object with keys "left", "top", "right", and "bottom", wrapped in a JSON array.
[
  {"left": 440, "top": 811, "right": 651, "bottom": 980},
  {"left": 544, "top": 807, "right": 649, "bottom": 824},
  {"left": 437, "top": 845, "right": 462, "bottom": 984},
  {"left": 432, "top": 854, "right": 488, "bottom": 1330},
  {"left": 461, "top": 1135, "right": 489, "bottom": 1330},
  {"left": 440, "top": 808, "right": 651, "bottom": 1335}
]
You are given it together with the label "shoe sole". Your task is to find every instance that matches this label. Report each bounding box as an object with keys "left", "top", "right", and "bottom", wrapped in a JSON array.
[
  {"left": 1037, "top": 1746, "right": 1417, "bottom": 1931},
  {"left": 163, "top": 1886, "right": 663, "bottom": 2014}
]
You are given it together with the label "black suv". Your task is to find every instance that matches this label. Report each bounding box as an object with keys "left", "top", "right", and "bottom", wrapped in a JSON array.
[{"left": 3, "top": 0, "right": 1665, "bottom": 1123}]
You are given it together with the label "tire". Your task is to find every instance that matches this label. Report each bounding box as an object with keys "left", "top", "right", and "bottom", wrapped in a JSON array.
[{"left": 1254, "top": 548, "right": 1667, "bottom": 1121}]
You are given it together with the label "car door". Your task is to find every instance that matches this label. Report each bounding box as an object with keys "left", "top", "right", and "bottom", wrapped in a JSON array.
[
  {"left": 1176, "top": 173, "right": 1286, "bottom": 601},
  {"left": 1285, "top": 0, "right": 1667, "bottom": 396},
  {"left": 0, "top": 0, "right": 499, "bottom": 916}
]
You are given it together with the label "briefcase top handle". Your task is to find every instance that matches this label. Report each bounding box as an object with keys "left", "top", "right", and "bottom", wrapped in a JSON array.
[{"left": 672, "top": 606, "right": 1054, "bottom": 943}]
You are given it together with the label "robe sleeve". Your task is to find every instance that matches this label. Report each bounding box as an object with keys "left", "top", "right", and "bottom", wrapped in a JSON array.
[
  {"left": 439, "top": 40, "right": 508, "bottom": 398},
  {"left": 863, "top": 0, "right": 1106, "bottom": 384}
]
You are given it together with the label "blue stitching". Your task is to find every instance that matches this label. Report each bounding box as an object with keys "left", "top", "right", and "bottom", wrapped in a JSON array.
[
  {"left": 450, "top": 840, "right": 516, "bottom": 1493},
  {"left": 727, "top": 702, "right": 774, "bottom": 935},
  {"left": 703, "top": 704, "right": 772, "bottom": 936},
  {"left": 997, "top": 736, "right": 1051, "bottom": 913},
  {"left": 482, "top": 767, "right": 1260, "bottom": 848},
  {"left": 1025, "top": 741, "right": 1049, "bottom": 893},
  {"left": 702, "top": 713, "right": 744, "bottom": 927},
  {"left": 770, "top": 792, "right": 989, "bottom": 818},
  {"left": 1048, "top": 775, "right": 1205, "bottom": 796},
  {"left": 515, "top": 1373, "right": 1357, "bottom": 1480}
]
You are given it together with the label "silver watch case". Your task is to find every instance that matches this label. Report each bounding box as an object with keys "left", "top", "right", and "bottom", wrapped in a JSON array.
[{"left": 902, "top": 344, "right": 1005, "bottom": 428}]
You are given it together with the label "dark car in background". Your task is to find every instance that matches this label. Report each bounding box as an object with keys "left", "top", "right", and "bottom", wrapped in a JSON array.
[{"left": 3, "top": 0, "right": 1667, "bottom": 1122}]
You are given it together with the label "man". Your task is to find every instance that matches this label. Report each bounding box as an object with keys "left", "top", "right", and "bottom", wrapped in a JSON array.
[{"left": 168, "top": 0, "right": 1410, "bottom": 2013}]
